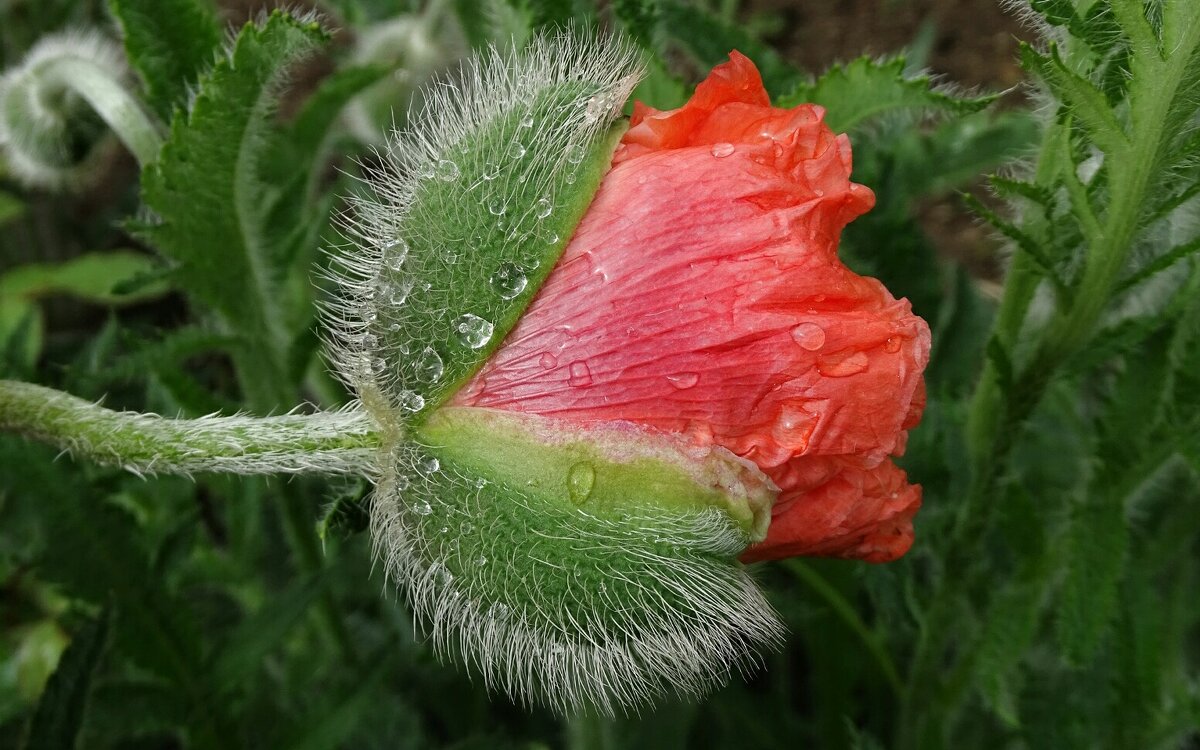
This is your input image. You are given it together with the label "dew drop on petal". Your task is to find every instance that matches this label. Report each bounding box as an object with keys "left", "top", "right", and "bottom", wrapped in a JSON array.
[
  {"left": 818, "top": 351, "right": 870, "bottom": 377},
  {"left": 791, "top": 322, "right": 826, "bottom": 351},
  {"left": 435, "top": 159, "right": 460, "bottom": 181},
  {"left": 535, "top": 197, "right": 553, "bottom": 218},
  {"left": 567, "top": 462, "right": 596, "bottom": 505},
  {"left": 567, "top": 360, "right": 592, "bottom": 387},
  {"left": 711, "top": 142, "right": 735, "bottom": 158},
  {"left": 884, "top": 336, "right": 902, "bottom": 353},
  {"left": 455, "top": 313, "right": 494, "bottom": 349},
  {"left": 539, "top": 352, "right": 558, "bottom": 369},
  {"left": 666, "top": 372, "right": 700, "bottom": 390},
  {"left": 490, "top": 262, "right": 528, "bottom": 299},
  {"left": 414, "top": 346, "right": 444, "bottom": 381}
]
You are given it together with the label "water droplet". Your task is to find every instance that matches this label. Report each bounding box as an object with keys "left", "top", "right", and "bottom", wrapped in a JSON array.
[
  {"left": 567, "top": 360, "right": 592, "bottom": 387},
  {"left": 818, "top": 351, "right": 870, "bottom": 377},
  {"left": 414, "top": 346, "right": 444, "bottom": 381},
  {"left": 791, "top": 322, "right": 826, "bottom": 351},
  {"left": 412, "top": 499, "right": 433, "bottom": 516},
  {"left": 488, "top": 197, "right": 507, "bottom": 216},
  {"left": 455, "top": 313, "right": 494, "bottom": 349},
  {"left": 398, "top": 389, "right": 425, "bottom": 412},
  {"left": 508, "top": 142, "right": 526, "bottom": 159},
  {"left": 430, "top": 561, "right": 453, "bottom": 586},
  {"left": 474, "top": 555, "right": 488, "bottom": 567},
  {"left": 387, "top": 277, "right": 415, "bottom": 306},
  {"left": 535, "top": 197, "right": 553, "bottom": 218},
  {"left": 384, "top": 238, "right": 409, "bottom": 269},
  {"left": 420, "top": 456, "right": 440, "bottom": 473},
  {"left": 490, "top": 602, "right": 510, "bottom": 620},
  {"left": 360, "top": 333, "right": 378, "bottom": 349},
  {"left": 666, "top": 372, "right": 700, "bottom": 390},
  {"left": 520, "top": 113, "right": 535, "bottom": 128},
  {"left": 884, "top": 336, "right": 902, "bottom": 353},
  {"left": 565, "top": 143, "right": 586, "bottom": 164},
  {"left": 567, "top": 462, "right": 596, "bottom": 505},
  {"left": 539, "top": 352, "right": 558, "bottom": 369},
  {"left": 482, "top": 164, "right": 499, "bottom": 181},
  {"left": 435, "top": 159, "right": 460, "bottom": 181},
  {"left": 546, "top": 232, "right": 561, "bottom": 245},
  {"left": 371, "top": 356, "right": 387, "bottom": 374},
  {"left": 711, "top": 142, "right": 735, "bottom": 158},
  {"left": 490, "top": 262, "right": 528, "bottom": 299},
  {"left": 564, "top": 172, "right": 577, "bottom": 185},
  {"left": 394, "top": 474, "right": 411, "bottom": 491}
]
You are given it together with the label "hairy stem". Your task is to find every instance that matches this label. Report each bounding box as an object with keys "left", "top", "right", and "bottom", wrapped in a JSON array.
[{"left": 0, "top": 380, "right": 379, "bottom": 476}]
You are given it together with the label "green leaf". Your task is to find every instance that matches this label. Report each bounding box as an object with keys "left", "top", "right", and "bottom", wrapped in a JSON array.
[
  {"left": 974, "top": 574, "right": 1046, "bottom": 727},
  {"left": 0, "top": 251, "right": 169, "bottom": 305},
  {"left": 1057, "top": 491, "right": 1129, "bottom": 665},
  {"left": 0, "top": 190, "right": 25, "bottom": 225},
  {"left": 1020, "top": 43, "right": 1129, "bottom": 155},
  {"left": 109, "top": 0, "right": 223, "bottom": 119},
  {"left": 657, "top": 0, "right": 801, "bottom": 96},
  {"left": 316, "top": 478, "right": 371, "bottom": 542},
  {"left": 962, "top": 192, "right": 1069, "bottom": 297},
  {"left": 23, "top": 607, "right": 111, "bottom": 750},
  {"left": 1117, "top": 233, "right": 1200, "bottom": 293},
  {"left": 209, "top": 575, "right": 324, "bottom": 694},
  {"left": 139, "top": 11, "right": 330, "bottom": 407},
  {"left": 779, "top": 56, "right": 995, "bottom": 132},
  {"left": 613, "top": 0, "right": 660, "bottom": 50}
]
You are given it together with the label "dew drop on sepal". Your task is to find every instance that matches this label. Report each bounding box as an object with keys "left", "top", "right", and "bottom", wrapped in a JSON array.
[
  {"left": 384, "top": 238, "right": 409, "bottom": 269},
  {"left": 490, "top": 261, "right": 528, "bottom": 299},
  {"left": 455, "top": 313, "right": 494, "bottom": 349},
  {"left": 412, "top": 499, "right": 434, "bottom": 516},
  {"left": 387, "top": 277, "right": 415, "bottom": 306},
  {"left": 488, "top": 197, "right": 507, "bottom": 215},
  {"left": 435, "top": 159, "right": 460, "bottom": 181},
  {"left": 565, "top": 143, "right": 586, "bottom": 164},
  {"left": 397, "top": 389, "right": 426, "bottom": 412},
  {"left": 414, "top": 346, "right": 444, "bottom": 381},
  {"left": 508, "top": 142, "right": 526, "bottom": 159},
  {"left": 567, "top": 462, "right": 596, "bottom": 505},
  {"left": 535, "top": 197, "right": 553, "bottom": 218}
]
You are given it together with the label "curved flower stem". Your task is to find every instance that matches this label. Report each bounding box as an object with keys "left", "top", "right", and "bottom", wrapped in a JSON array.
[
  {"left": 0, "top": 380, "right": 380, "bottom": 476},
  {"left": 37, "top": 57, "right": 164, "bottom": 167},
  {"left": 784, "top": 560, "right": 902, "bottom": 698}
]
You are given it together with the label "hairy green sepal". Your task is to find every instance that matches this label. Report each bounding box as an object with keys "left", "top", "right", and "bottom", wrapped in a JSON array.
[{"left": 419, "top": 406, "right": 773, "bottom": 542}]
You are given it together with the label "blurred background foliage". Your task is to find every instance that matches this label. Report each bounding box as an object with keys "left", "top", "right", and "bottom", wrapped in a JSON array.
[{"left": 0, "top": 0, "right": 1197, "bottom": 748}]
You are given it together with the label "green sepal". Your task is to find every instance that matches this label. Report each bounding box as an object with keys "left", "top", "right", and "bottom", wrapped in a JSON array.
[{"left": 418, "top": 406, "right": 773, "bottom": 542}]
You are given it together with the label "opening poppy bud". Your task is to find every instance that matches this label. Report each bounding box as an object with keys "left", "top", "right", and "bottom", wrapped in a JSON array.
[{"left": 332, "top": 31, "right": 928, "bottom": 714}]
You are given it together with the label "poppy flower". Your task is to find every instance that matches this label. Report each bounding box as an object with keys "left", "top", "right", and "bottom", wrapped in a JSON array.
[
  {"left": 452, "top": 50, "right": 930, "bottom": 566},
  {"left": 326, "top": 33, "right": 931, "bottom": 713}
]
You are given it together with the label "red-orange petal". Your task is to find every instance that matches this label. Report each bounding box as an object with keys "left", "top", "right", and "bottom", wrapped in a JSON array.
[{"left": 453, "top": 52, "right": 930, "bottom": 562}]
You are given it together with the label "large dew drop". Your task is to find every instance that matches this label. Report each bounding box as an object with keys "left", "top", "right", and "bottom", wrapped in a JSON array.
[
  {"left": 567, "top": 360, "right": 593, "bottom": 387},
  {"left": 454, "top": 313, "right": 494, "bottom": 349},
  {"left": 666, "top": 372, "right": 700, "bottom": 390},
  {"left": 435, "top": 159, "right": 460, "bottom": 182},
  {"left": 414, "top": 346, "right": 444, "bottom": 382},
  {"left": 490, "top": 261, "right": 528, "bottom": 299},
  {"left": 790, "top": 322, "right": 826, "bottom": 351},
  {"left": 710, "top": 142, "right": 735, "bottom": 158}
]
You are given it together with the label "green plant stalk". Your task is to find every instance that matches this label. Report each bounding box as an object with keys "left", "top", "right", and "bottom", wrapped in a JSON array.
[
  {"left": 42, "top": 57, "right": 164, "bottom": 166},
  {"left": 0, "top": 379, "right": 378, "bottom": 475},
  {"left": 899, "top": 12, "right": 1200, "bottom": 747}
]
